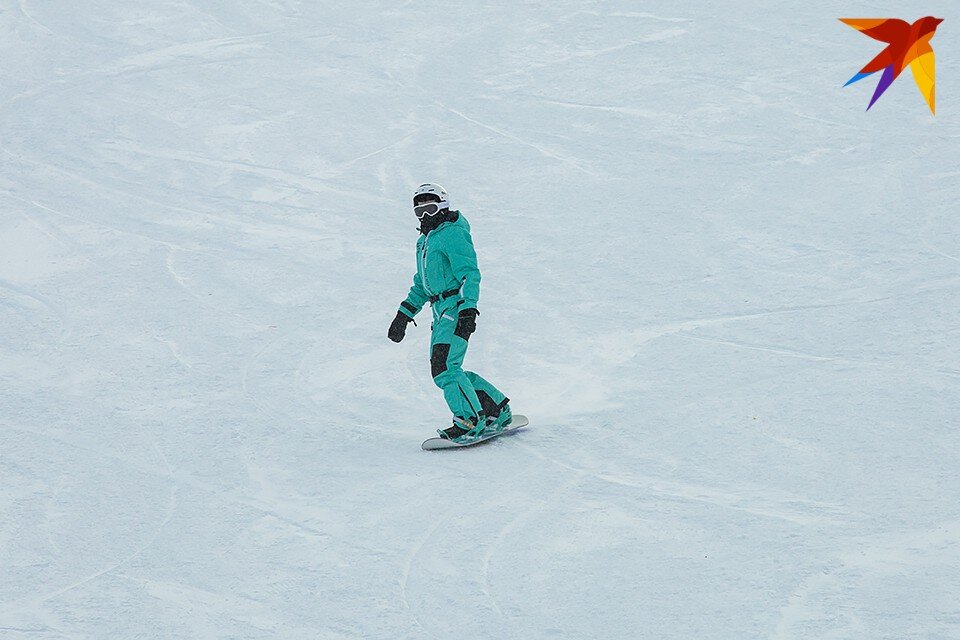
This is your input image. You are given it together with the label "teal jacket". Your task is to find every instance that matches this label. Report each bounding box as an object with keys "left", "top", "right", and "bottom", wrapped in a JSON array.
[{"left": 399, "top": 211, "right": 480, "bottom": 318}]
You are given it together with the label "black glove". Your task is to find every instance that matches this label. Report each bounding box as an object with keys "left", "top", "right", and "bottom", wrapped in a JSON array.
[
  {"left": 388, "top": 311, "right": 413, "bottom": 343},
  {"left": 455, "top": 307, "right": 479, "bottom": 339}
]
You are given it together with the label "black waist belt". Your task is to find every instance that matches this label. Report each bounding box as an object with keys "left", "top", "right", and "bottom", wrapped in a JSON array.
[{"left": 429, "top": 288, "right": 460, "bottom": 304}]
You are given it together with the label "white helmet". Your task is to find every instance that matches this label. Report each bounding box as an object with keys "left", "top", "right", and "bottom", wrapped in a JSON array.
[{"left": 413, "top": 183, "right": 449, "bottom": 209}]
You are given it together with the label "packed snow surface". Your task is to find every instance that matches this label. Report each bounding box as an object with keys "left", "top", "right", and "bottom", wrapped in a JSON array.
[{"left": 2, "top": 1, "right": 959, "bottom": 638}]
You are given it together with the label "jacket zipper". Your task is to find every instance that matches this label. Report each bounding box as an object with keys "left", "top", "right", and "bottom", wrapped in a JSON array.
[{"left": 420, "top": 241, "right": 431, "bottom": 295}]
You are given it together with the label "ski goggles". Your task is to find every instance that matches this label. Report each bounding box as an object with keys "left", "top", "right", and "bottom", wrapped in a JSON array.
[{"left": 413, "top": 200, "right": 449, "bottom": 219}]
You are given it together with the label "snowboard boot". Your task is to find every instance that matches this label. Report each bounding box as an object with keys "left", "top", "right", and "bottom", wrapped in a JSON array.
[{"left": 438, "top": 415, "right": 487, "bottom": 443}]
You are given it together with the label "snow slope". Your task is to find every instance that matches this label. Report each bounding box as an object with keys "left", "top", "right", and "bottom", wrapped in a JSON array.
[{"left": 2, "top": 1, "right": 959, "bottom": 638}]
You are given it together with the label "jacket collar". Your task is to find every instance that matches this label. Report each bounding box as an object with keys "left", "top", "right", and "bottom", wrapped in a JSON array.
[{"left": 421, "top": 210, "right": 460, "bottom": 236}]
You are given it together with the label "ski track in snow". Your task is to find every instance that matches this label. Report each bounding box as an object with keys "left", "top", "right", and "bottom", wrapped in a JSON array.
[
  {"left": 0, "top": 277, "right": 72, "bottom": 342},
  {"left": 2, "top": 1, "right": 959, "bottom": 638},
  {"left": 3, "top": 421, "right": 336, "bottom": 551},
  {"left": 16, "top": 0, "right": 54, "bottom": 35},
  {"left": 773, "top": 520, "right": 960, "bottom": 639},
  {"left": 437, "top": 102, "right": 596, "bottom": 175},
  {"left": 398, "top": 512, "right": 447, "bottom": 640},
  {"left": 478, "top": 472, "right": 587, "bottom": 620},
  {"left": 513, "top": 437, "right": 852, "bottom": 527},
  {"left": 485, "top": 29, "right": 688, "bottom": 82},
  {"left": 0, "top": 420, "right": 180, "bottom": 623},
  {"left": 25, "top": 487, "right": 178, "bottom": 612}
]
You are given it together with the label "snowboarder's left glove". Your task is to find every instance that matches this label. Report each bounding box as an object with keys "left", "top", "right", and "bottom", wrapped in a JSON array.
[
  {"left": 456, "top": 307, "right": 479, "bottom": 339},
  {"left": 388, "top": 311, "right": 413, "bottom": 343}
]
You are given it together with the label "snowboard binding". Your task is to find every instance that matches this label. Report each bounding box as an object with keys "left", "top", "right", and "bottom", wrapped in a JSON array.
[{"left": 438, "top": 416, "right": 487, "bottom": 443}]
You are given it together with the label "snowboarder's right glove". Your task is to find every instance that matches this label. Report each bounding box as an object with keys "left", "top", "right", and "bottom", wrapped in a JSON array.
[
  {"left": 388, "top": 311, "right": 413, "bottom": 343},
  {"left": 456, "top": 307, "right": 479, "bottom": 338}
]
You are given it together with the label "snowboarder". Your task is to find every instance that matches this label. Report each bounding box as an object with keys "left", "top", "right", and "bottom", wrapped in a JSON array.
[{"left": 388, "top": 183, "right": 512, "bottom": 442}]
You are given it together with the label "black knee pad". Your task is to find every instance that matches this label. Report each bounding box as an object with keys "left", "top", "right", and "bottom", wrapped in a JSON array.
[{"left": 431, "top": 343, "right": 450, "bottom": 379}]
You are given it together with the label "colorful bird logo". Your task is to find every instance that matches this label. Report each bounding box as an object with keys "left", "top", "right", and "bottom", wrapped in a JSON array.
[{"left": 840, "top": 17, "right": 943, "bottom": 114}]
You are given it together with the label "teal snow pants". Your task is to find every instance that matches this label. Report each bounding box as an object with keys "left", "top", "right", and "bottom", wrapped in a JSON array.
[{"left": 428, "top": 297, "right": 509, "bottom": 425}]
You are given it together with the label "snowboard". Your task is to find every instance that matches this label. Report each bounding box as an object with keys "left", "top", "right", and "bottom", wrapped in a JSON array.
[{"left": 421, "top": 415, "right": 529, "bottom": 451}]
